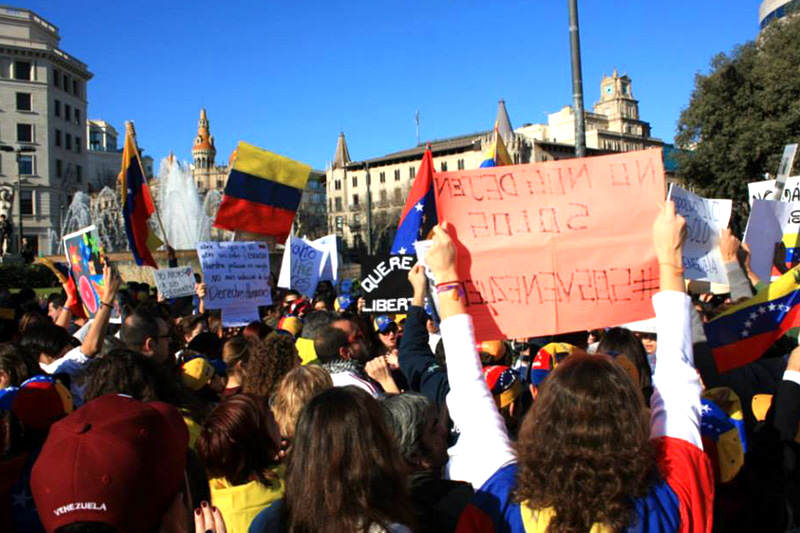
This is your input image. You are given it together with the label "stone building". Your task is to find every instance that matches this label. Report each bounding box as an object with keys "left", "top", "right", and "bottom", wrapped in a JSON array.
[
  {"left": 190, "top": 108, "right": 228, "bottom": 193},
  {"left": 0, "top": 6, "right": 91, "bottom": 255},
  {"left": 326, "top": 71, "right": 663, "bottom": 255}
]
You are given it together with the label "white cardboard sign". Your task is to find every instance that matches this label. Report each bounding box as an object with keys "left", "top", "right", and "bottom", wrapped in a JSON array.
[
  {"left": 748, "top": 176, "right": 800, "bottom": 207},
  {"left": 667, "top": 184, "right": 732, "bottom": 284},
  {"left": 744, "top": 199, "right": 800, "bottom": 281},
  {"left": 197, "top": 241, "right": 272, "bottom": 310},
  {"left": 277, "top": 236, "right": 326, "bottom": 298},
  {"left": 152, "top": 266, "right": 195, "bottom": 299}
]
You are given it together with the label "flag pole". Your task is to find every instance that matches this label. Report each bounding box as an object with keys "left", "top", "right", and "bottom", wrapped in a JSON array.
[{"left": 126, "top": 121, "right": 171, "bottom": 250}]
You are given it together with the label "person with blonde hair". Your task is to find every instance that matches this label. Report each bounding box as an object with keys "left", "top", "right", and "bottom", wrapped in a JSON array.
[{"left": 271, "top": 364, "right": 332, "bottom": 439}]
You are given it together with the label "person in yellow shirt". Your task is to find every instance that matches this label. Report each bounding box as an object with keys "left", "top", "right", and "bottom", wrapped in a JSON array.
[{"left": 196, "top": 394, "right": 284, "bottom": 533}]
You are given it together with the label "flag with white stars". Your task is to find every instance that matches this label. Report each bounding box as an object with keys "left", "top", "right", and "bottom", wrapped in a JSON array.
[
  {"left": 391, "top": 147, "right": 437, "bottom": 255},
  {"left": 704, "top": 265, "right": 800, "bottom": 372},
  {"left": 699, "top": 388, "right": 747, "bottom": 483}
]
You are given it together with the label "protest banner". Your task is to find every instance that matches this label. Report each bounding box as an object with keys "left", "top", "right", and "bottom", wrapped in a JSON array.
[
  {"left": 360, "top": 255, "right": 416, "bottom": 313},
  {"left": 314, "top": 235, "right": 339, "bottom": 282},
  {"left": 277, "top": 236, "right": 325, "bottom": 298},
  {"left": 222, "top": 302, "right": 261, "bottom": 328},
  {"left": 774, "top": 143, "right": 799, "bottom": 198},
  {"left": 433, "top": 148, "right": 665, "bottom": 341},
  {"left": 196, "top": 242, "right": 272, "bottom": 318},
  {"left": 748, "top": 176, "right": 800, "bottom": 206},
  {"left": 667, "top": 184, "right": 731, "bottom": 284},
  {"left": 63, "top": 225, "right": 105, "bottom": 317},
  {"left": 743, "top": 199, "right": 800, "bottom": 281},
  {"left": 152, "top": 266, "right": 195, "bottom": 299}
]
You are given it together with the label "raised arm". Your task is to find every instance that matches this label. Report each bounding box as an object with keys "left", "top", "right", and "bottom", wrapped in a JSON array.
[
  {"left": 427, "top": 224, "right": 515, "bottom": 489},
  {"left": 649, "top": 201, "right": 703, "bottom": 446},
  {"left": 80, "top": 261, "right": 121, "bottom": 358}
]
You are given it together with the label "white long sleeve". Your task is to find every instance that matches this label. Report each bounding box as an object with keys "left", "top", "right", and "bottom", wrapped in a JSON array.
[
  {"left": 441, "top": 314, "right": 515, "bottom": 489},
  {"left": 649, "top": 291, "right": 704, "bottom": 449}
]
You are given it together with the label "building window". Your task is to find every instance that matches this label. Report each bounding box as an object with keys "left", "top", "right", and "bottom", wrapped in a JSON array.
[
  {"left": 216, "top": 179, "right": 224, "bottom": 189},
  {"left": 18, "top": 155, "right": 33, "bottom": 175},
  {"left": 379, "top": 171, "right": 385, "bottom": 183},
  {"left": 394, "top": 169, "right": 400, "bottom": 181},
  {"left": 13, "top": 61, "right": 31, "bottom": 81},
  {"left": 334, "top": 197, "right": 342, "bottom": 211},
  {"left": 53, "top": 69, "right": 60, "bottom": 88},
  {"left": 75, "top": 137, "right": 81, "bottom": 153},
  {"left": 65, "top": 134, "right": 72, "bottom": 150},
  {"left": 72, "top": 79, "right": 78, "bottom": 96},
  {"left": 352, "top": 175, "right": 357, "bottom": 187},
  {"left": 379, "top": 189, "right": 387, "bottom": 203},
  {"left": 76, "top": 165, "right": 82, "bottom": 182},
  {"left": 55, "top": 129, "right": 62, "bottom": 147},
  {"left": 394, "top": 188, "right": 402, "bottom": 202},
  {"left": 74, "top": 108, "right": 81, "bottom": 124},
  {"left": 457, "top": 159, "right": 465, "bottom": 170},
  {"left": 63, "top": 74, "right": 70, "bottom": 92},
  {"left": 65, "top": 104, "right": 71, "bottom": 121},
  {"left": 334, "top": 179, "right": 341, "bottom": 191},
  {"left": 16, "top": 93, "right": 31, "bottom": 111},
  {"left": 54, "top": 100, "right": 61, "bottom": 118},
  {"left": 440, "top": 161, "right": 447, "bottom": 171},
  {"left": 56, "top": 159, "right": 63, "bottom": 178},
  {"left": 17, "top": 124, "right": 32, "bottom": 143},
  {"left": 20, "top": 190, "right": 33, "bottom": 215},
  {"left": 352, "top": 194, "right": 359, "bottom": 207}
]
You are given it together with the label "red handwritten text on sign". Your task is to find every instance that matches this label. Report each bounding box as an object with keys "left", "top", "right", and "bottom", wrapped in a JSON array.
[{"left": 434, "top": 148, "right": 665, "bottom": 341}]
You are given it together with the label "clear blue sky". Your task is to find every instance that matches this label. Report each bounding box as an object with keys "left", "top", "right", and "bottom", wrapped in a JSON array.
[{"left": 25, "top": 1, "right": 761, "bottom": 170}]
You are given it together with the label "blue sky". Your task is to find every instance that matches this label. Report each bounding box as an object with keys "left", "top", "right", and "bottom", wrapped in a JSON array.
[{"left": 26, "top": 1, "right": 761, "bottom": 170}]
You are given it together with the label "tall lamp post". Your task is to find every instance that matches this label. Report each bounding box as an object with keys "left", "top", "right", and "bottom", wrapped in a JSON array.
[{"left": 0, "top": 144, "right": 37, "bottom": 253}]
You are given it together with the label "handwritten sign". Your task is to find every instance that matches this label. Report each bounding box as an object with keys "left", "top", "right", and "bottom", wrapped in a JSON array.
[
  {"left": 667, "top": 184, "right": 731, "bottom": 284},
  {"left": 63, "top": 225, "right": 105, "bottom": 318},
  {"left": 748, "top": 177, "right": 800, "bottom": 206},
  {"left": 153, "top": 266, "right": 195, "bottom": 299},
  {"left": 197, "top": 241, "right": 272, "bottom": 311},
  {"left": 360, "top": 255, "right": 415, "bottom": 313},
  {"left": 774, "top": 144, "right": 799, "bottom": 198},
  {"left": 744, "top": 199, "right": 800, "bottom": 281},
  {"left": 313, "top": 235, "right": 339, "bottom": 282},
  {"left": 222, "top": 302, "right": 261, "bottom": 328},
  {"left": 434, "top": 149, "right": 665, "bottom": 341},
  {"left": 277, "top": 236, "right": 325, "bottom": 298}
]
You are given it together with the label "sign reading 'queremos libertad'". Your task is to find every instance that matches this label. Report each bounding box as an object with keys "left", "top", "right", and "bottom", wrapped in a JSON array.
[{"left": 360, "top": 255, "right": 415, "bottom": 313}]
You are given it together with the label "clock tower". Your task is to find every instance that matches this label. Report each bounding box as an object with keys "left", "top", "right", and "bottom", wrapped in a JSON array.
[{"left": 593, "top": 70, "right": 650, "bottom": 137}]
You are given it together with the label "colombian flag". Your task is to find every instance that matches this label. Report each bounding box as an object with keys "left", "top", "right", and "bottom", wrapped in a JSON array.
[
  {"left": 704, "top": 265, "right": 800, "bottom": 372},
  {"left": 213, "top": 141, "right": 311, "bottom": 241},
  {"left": 119, "top": 123, "right": 161, "bottom": 268},
  {"left": 479, "top": 124, "right": 512, "bottom": 168}
]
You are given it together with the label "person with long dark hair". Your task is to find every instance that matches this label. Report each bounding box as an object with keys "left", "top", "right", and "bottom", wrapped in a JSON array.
[
  {"left": 425, "top": 205, "right": 714, "bottom": 532},
  {"left": 249, "top": 386, "right": 415, "bottom": 532},
  {"left": 197, "top": 394, "right": 284, "bottom": 533}
]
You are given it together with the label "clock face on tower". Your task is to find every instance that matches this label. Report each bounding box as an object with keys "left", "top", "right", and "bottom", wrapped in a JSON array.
[{"left": 604, "top": 84, "right": 612, "bottom": 95}]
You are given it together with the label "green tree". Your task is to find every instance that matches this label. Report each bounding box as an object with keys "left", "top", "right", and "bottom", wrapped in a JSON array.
[{"left": 675, "top": 13, "right": 800, "bottom": 230}]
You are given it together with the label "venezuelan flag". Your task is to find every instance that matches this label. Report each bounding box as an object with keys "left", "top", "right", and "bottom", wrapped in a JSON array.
[
  {"left": 479, "top": 125, "right": 513, "bottom": 168},
  {"left": 213, "top": 141, "right": 311, "bottom": 240},
  {"left": 704, "top": 265, "right": 800, "bottom": 372},
  {"left": 119, "top": 123, "right": 161, "bottom": 268},
  {"left": 700, "top": 387, "right": 746, "bottom": 483}
]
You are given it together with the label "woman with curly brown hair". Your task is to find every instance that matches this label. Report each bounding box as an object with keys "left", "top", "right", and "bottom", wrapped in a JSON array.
[
  {"left": 426, "top": 205, "right": 714, "bottom": 532},
  {"left": 242, "top": 332, "right": 300, "bottom": 401}
]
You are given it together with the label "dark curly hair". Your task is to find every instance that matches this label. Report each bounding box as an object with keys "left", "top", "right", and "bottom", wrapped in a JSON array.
[
  {"left": 242, "top": 332, "right": 300, "bottom": 399},
  {"left": 514, "top": 353, "right": 656, "bottom": 532}
]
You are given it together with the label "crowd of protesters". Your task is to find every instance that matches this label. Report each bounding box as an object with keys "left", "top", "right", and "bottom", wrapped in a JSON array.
[{"left": 0, "top": 201, "right": 798, "bottom": 532}]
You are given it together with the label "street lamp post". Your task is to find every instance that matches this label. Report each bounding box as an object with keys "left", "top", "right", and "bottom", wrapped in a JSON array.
[{"left": 0, "top": 144, "right": 36, "bottom": 254}]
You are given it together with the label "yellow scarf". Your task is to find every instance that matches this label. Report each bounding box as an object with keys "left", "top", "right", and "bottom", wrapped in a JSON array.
[{"left": 520, "top": 502, "right": 614, "bottom": 533}]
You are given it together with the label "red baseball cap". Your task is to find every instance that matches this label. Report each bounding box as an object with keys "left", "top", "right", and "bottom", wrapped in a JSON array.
[{"left": 30, "top": 394, "right": 189, "bottom": 533}]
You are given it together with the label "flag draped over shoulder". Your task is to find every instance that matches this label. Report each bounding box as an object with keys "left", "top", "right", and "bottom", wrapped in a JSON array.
[
  {"left": 479, "top": 125, "right": 512, "bottom": 168},
  {"left": 119, "top": 123, "right": 161, "bottom": 268},
  {"left": 704, "top": 265, "right": 800, "bottom": 372},
  {"left": 390, "top": 147, "right": 436, "bottom": 255},
  {"left": 213, "top": 141, "right": 311, "bottom": 241}
]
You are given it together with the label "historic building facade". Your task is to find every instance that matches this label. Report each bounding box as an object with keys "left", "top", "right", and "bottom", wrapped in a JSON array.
[
  {"left": 326, "top": 72, "right": 664, "bottom": 254},
  {"left": 0, "top": 7, "right": 92, "bottom": 255}
]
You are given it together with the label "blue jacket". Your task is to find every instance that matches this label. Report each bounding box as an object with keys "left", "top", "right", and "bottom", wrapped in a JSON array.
[{"left": 398, "top": 305, "right": 449, "bottom": 407}]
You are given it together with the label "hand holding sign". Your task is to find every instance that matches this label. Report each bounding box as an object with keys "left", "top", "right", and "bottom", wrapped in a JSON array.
[{"left": 426, "top": 223, "right": 458, "bottom": 283}]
